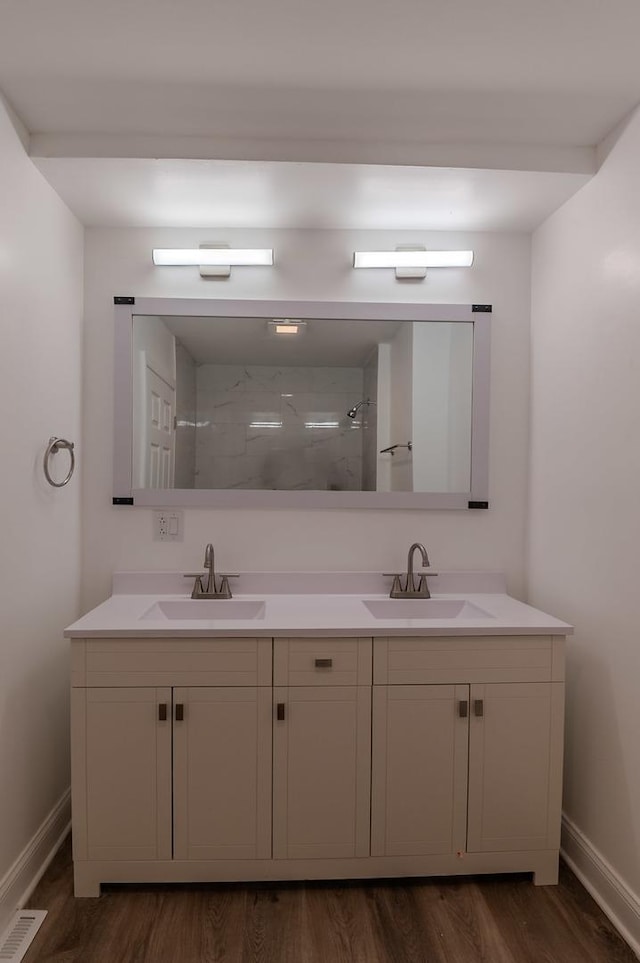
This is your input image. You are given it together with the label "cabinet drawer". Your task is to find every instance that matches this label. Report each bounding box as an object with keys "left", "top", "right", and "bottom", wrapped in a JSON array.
[
  {"left": 274, "top": 638, "right": 372, "bottom": 686},
  {"left": 374, "top": 636, "right": 558, "bottom": 684},
  {"left": 71, "top": 638, "right": 272, "bottom": 687}
]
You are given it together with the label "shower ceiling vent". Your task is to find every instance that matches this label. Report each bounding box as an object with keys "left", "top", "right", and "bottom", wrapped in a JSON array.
[{"left": 0, "top": 910, "right": 47, "bottom": 962}]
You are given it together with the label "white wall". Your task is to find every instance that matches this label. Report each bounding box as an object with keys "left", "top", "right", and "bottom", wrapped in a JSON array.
[
  {"left": 174, "top": 342, "right": 197, "bottom": 489},
  {"left": 0, "top": 96, "right": 83, "bottom": 924},
  {"left": 361, "top": 351, "right": 378, "bottom": 492},
  {"left": 82, "top": 227, "right": 531, "bottom": 610},
  {"left": 389, "top": 320, "right": 413, "bottom": 491},
  {"left": 530, "top": 107, "right": 640, "bottom": 942},
  {"left": 448, "top": 323, "right": 474, "bottom": 491},
  {"left": 411, "top": 322, "right": 473, "bottom": 492}
]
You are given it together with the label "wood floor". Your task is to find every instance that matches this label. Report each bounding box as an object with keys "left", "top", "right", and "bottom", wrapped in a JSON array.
[{"left": 23, "top": 837, "right": 636, "bottom": 963}]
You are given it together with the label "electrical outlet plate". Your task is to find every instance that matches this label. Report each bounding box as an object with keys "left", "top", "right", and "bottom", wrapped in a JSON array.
[{"left": 153, "top": 510, "right": 183, "bottom": 542}]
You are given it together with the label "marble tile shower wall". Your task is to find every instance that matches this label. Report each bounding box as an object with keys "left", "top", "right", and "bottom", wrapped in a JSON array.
[{"left": 195, "top": 365, "right": 365, "bottom": 490}]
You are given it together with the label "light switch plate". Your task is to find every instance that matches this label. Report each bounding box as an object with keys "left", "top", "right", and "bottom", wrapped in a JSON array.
[{"left": 153, "top": 510, "right": 183, "bottom": 542}]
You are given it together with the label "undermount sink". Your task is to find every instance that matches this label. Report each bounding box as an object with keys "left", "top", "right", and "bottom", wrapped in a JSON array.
[
  {"left": 141, "top": 599, "right": 266, "bottom": 621},
  {"left": 363, "top": 598, "right": 493, "bottom": 620}
]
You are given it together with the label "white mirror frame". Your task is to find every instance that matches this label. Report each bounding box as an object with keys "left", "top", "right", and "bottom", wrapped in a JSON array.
[{"left": 113, "top": 297, "right": 491, "bottom": 510}]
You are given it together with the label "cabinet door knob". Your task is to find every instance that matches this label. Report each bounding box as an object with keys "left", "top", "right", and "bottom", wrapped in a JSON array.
[
  {"left": 158, "top": 703, "right": 168, "bottom": 722},
  {"left": 175, "top": 703, "right": 184, "bottom": 722},
  {"left": 314, "top": 658, "right": 333, "bottom": 668},
  {"left": 474, "top": 699, "right": 484, "bottom": 717},
  {"left": 276, "top": 703, "right": 286, "bottom": 721},
  {"left": 459, "top": 700, "right": 468, "bottom": 718}
]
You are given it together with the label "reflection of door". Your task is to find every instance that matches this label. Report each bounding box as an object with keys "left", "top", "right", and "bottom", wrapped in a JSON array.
[{"left": 146, "top": 367, "right": 175, "bottom": 488}]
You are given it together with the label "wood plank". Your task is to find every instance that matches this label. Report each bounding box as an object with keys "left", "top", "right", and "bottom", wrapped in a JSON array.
[{"left": 25, "top": 837, "right": 637, "bottom": 963}]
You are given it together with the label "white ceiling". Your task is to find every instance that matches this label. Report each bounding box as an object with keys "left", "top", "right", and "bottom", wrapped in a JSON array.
[
  {"left": 3, "top": 0, "right": 640, "bottom": 230},
  {"left": 160, "top": 315, "right": 404, "bottom": 367},
  {"left": 33, "top": 157, "right": 592, "bottom": 232}
]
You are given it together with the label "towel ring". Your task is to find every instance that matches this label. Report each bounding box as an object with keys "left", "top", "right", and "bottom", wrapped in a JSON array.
[{"left": 44, "top": 437, "right": 75, "bottom": 488}]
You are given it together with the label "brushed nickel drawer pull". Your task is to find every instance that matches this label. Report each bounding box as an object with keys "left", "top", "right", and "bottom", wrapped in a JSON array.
[
  {"left": 175, "top": 703, "right": 184, "bottom": 722},
  {"left": 474, "top": 699, "right": 484, "bottom": 717},
  {"left": 276, "top": 703, "right": 286, "bottom": 721},
  {"left": 314, "top": 658, "right": 333, "bottom": 668},
  {"left": 158, "top": 703, "right": 168, "bottom": 722},
  {"left": 459, "top": 700, "right": 468, "bottom": 718}
]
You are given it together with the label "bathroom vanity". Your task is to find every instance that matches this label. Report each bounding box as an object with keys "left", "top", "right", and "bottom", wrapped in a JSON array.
[{"left": 65, "top": 572, "right": 571, "bottom": 897}]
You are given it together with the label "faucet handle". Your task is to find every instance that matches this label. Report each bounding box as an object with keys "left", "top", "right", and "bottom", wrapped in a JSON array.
[
  {"left": 389, "top": 574, "right": 405, "bottom": 598},
  {"left": 415, "top": 574, "right": 428, "bottom": 596},
  {"left": 183, "top": 572, "right": 206, "bottom": 578},
  {"left": 189, "top": 575, "right": 205, "bottom": 599},
  {"left": 218, "top": 576, "right": 233, "bottom": 599}
]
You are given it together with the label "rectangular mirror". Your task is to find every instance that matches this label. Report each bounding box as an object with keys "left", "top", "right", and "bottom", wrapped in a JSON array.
[{"left": 114, "top": 298, "right": 490, "bottom": 509}]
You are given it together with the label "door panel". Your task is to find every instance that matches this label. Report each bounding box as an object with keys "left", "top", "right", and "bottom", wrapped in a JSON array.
[
  {"left": 273, "top": 686, "right": 371, "bottom": 859},
  {"left": 173, "top": 687, "right": 272, "bottom": 860},
  {"left": 83, "top": 687, "right": 171, "bottom": 861},
  {"left": 467, "top": 682, "right": 562, "bottom": 852},
  {"left": 371, "top": 684, "right": 468, "bottom": 856},
  {"left": 146, "top": 367, "right": 175, "bottom": 488}
]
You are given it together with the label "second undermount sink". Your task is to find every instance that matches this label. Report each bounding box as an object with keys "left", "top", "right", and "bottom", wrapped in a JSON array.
[
  {"left": 141, "top": 599, "right": 266, "bottom": 621},
  {"left": 363, "top": 598, "right": 493, "bottom": 620}
]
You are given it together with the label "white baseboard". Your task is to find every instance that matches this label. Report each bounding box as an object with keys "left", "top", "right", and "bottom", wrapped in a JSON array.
[
  {"left": 562, "top": 813, "right": 640, "bottom": 959},
  {"left": 0, "top": 788, "right": 71, "bottom": 936}
]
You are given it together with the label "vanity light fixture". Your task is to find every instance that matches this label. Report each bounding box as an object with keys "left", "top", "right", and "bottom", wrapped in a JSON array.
[
  {"left": 152, "top": 244, "right": 274, "bottom": 279},
  {"left": 267, "top": 319, "right": 307, "bottom": 336},
  {"left": 353, "top": 248, "right": 474, "bottom": 280}
]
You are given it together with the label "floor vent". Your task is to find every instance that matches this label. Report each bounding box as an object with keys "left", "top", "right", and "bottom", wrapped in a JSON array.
[{"left": 0, "top": 911, "right": 47, "bottom": 962}]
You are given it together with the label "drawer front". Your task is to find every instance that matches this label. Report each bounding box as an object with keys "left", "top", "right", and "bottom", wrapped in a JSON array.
[
  {"left": 373, "top": 636, "right": 556, "bottom": 685},
  {"left": 274, "top": 638, "right": 372, "bottom": 686},
  {"left": 73, "top": 638, "right": 272, "bottom": 687}
]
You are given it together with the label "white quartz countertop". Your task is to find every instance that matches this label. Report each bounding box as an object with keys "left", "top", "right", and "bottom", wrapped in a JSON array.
[{"left": 64, "top": 572, "right": 573, "bottom": 638}]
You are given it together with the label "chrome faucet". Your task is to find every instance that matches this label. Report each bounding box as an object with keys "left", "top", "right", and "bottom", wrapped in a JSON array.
[
  {"left": 184, "top": 543, "right": 237, "bottom": 599},
  {"left": 387, "top": 542, "right": 435, "bottom": 599}
]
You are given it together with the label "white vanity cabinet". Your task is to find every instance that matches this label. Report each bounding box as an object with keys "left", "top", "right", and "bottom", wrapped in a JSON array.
[
  {"left": 371, "top": 635, "right": 565, "bottom": 875},
  {"left": 272, "top": 638, "right": 372, "bottom": 859},
  {"left": 70, "top": 630, "right": 565, "bottom": 896},
  {"left": 70, "top": 637, "right": 272, "bottom": 895}
]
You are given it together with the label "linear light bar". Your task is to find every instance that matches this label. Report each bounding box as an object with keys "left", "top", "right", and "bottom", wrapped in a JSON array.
[
  {"left": 152, "top": 248, "right": 274, "bottom": 266},
  {"left": 267, "top": 319, "right": 307, "bottom": 337},
  {"left": 353, "top": 250, "right": 474, "bottom": 269}
]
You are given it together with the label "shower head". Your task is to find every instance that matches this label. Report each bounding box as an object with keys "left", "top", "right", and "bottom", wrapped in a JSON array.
[{"left": 346, "top": 399, "right": 376, "bottom": 419}]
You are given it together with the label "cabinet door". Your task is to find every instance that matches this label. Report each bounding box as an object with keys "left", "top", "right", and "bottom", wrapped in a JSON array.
[
  {"left": 273, "top": 686, "right": 371, "bottom": 859},
  {"left": 467, "top": 682, "right": 564, "bottom": 852},
  {"left": 371, "top": 684, "right": 469, "bottom": 857},
  {"left": 173, "top": 687, "right": 272, "bottom": 860},
  {"left": 72, "top": 687, "right": 172, "bottom": 861}
]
